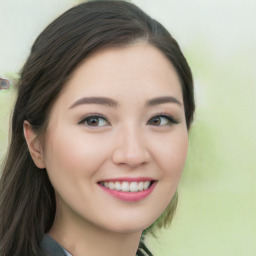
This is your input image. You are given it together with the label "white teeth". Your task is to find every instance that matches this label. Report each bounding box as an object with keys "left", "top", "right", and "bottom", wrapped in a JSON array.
[
  {"left": 138, "top": 181, "right": 144, "bottom": 191},
  {"left": 109, "top": 182, "right": 115, "bottom": 190},
  {"left": 130, "top": 182, "right": 138, "bottom": 192},
  {"left": 143, "top": 181, "right": 150, "bottom": 190},
  {"left": 101, "top": 181, "right": 152, "bottom": 192},
  {"left": 122, "top": 182, "right": 130, "bottom": 192},
  {"left": 115, "top": 181, "right": 122, "bottom": 191}
]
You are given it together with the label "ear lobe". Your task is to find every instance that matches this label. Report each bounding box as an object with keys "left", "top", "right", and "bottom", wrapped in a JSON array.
[{"left": 23, "top": 121, "right": 46, "bottom": 169}]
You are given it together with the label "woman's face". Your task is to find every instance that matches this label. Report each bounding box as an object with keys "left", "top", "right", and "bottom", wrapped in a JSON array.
[{"left": 42, "top": 44, "right": 188, "bottom": 234}]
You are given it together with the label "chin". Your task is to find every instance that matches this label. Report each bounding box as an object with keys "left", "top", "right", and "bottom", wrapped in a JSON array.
[
  {"left": 106, "top": 224, "right": 146, "bottom": 234},
  {"left": 101, "top": 215, "right": 157, "bottom": 234}
]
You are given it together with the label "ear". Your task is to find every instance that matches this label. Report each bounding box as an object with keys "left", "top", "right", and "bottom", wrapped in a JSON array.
[{"left": 23, "top": 121, "right": 46, "bottom": 169}]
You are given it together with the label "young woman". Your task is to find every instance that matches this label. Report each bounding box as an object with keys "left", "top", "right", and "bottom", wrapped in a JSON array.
[{"left": 0, "top": 1, "right": 195, "bottom": 256}]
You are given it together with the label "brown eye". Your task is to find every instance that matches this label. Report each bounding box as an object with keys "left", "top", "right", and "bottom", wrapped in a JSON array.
[
  {"left": 150, "top": 117, "right": 161, "bottom": 126},
  {"left": 79, "top": 115, "right": 110, "bottom": 127},
  {"left": 87, "top": 117, "right": 100, "bottom": 126},
  {"left": 147, "top": 115, "right": 179, "bottom": 126}
]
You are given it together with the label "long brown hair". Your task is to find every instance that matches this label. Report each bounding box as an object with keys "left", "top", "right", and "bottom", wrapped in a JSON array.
[{"left": 0, "top": 1, "right": 195, "bottom": 255}]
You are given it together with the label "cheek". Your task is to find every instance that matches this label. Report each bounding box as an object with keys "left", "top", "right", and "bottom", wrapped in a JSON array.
[
  {"left": 43, "top": 129, "right": 109, "bottom": 182},
  {"left": 151, "top": 128, "right": 188, "bottom": 180}
]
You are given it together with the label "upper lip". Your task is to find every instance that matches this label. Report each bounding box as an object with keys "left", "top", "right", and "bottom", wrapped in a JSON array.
[{"left": 98, "top": 177, "right": 156, "bottom": 183}]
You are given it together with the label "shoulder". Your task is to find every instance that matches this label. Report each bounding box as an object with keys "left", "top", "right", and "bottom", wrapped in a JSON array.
[{"left": 39, "top": 234, "right": 67, "bottom": 256}]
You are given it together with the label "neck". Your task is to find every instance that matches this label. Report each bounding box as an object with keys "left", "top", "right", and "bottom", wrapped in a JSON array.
[{"left": 48, "top": 201, "right": 143, "bottom": 256}]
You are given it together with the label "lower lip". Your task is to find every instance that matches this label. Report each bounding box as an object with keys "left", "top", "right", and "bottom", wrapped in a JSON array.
[{"left": 98, "top": 182, "right": 157, "bottom": 202}]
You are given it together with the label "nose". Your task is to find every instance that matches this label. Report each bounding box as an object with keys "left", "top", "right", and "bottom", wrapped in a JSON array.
[{"left": 112, "top": 125, "right": 150, "bottom": 168}]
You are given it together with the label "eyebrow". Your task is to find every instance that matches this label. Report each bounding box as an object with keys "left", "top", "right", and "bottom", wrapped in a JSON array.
[
  {"left": 146, "top": 96, "right": 182, "bottom": 107},
  {"left": 69, "top": 96, "right": 182, "bottom": 109},
  {"left": 69, "top": 97, "right": 118, "bottom": 109}
]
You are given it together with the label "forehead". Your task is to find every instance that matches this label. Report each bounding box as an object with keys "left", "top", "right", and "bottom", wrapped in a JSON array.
[{"left": 56, "top": 43, "right": 183, "bottom": 108}]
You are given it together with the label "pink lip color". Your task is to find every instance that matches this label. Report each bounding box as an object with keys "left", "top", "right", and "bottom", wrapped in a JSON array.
[{"left": 98, "top": 181, "right": 157, "bottom": 202}]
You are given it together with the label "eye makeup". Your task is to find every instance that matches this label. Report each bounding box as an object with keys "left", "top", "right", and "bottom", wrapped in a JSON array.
[
  {"left": 78, "top": 114, "right": 110, "bottom": 127},
  {"left": 77, "top": 112, "right": 180, "bottom": 129},
  {"left": 147, "top": 114, "right": 180, "bottom": 126}
]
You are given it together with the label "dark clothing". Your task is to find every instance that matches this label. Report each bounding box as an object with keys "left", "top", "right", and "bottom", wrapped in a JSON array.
[
  {"left": 40, "top": 235, "right": 67, "bottom": 256},
  {"left": 40, "top": 234, "right": 153, "bottom": 256}
]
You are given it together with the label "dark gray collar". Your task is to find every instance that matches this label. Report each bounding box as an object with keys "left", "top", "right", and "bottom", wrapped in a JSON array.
[{"left": 40, "top": 234, "right": 67, "bottom": 256}]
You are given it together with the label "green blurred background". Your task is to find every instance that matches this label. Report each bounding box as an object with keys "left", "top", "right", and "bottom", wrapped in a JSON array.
[{"left": 0, "top": 0, "right": 255, "bottom": 255}]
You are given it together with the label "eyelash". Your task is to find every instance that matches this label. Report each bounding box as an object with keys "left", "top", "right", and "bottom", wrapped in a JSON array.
[
  {"left": 147, "top": 114, "right": 180, "bottom": 126},
  {"left": 78, "top": 113, "right": 179, "bottom": 127},
  {"left": 78, "top": 114, "right": 109, "bottom": 127}
]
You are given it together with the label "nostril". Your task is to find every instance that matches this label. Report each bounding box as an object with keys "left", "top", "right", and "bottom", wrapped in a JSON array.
[{"left": 112, "top": 145, "right": 150, "bottom": 168}]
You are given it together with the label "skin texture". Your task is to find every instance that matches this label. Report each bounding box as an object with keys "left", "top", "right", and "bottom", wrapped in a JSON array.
[{"left": 24, "top": 43, "right": 188, "bottom": 256}]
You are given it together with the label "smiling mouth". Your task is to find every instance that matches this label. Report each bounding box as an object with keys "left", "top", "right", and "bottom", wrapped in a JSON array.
[{"left": 98, "top": 180, "right": 155, "bottom": 193}]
